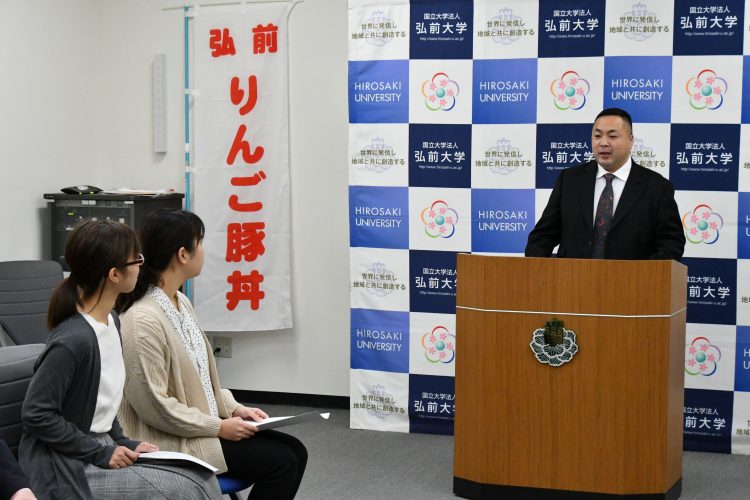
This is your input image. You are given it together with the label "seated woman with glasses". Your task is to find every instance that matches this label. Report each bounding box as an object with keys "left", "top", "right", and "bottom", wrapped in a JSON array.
[
  {"left": 116, "top": 208, "right": 307, "bottom": 500},
  {"left": 19, "top": 220, "right": 221, "bottom": 499}
]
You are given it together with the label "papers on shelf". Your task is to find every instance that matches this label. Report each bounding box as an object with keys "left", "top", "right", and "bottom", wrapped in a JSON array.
[
  {"left": 138, "top": 451, "right": 218, "bottom": 473},
  {"left": 102, "top": 187, "right": 176, "bottom": 196},
  {"left": 243, "top": 411, "right": 330, "bottom": 431}
]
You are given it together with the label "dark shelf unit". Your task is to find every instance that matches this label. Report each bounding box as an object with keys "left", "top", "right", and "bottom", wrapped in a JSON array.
[{"left": 44, "top": 192, "right": 185, "bottom": 271}]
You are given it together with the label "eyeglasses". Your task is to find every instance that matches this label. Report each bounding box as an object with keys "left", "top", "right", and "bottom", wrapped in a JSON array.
[{"left": 117, "top": 253, "right": 145, "bottom": 268}]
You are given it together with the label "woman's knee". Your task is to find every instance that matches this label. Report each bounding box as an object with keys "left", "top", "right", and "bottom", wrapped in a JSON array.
[
  {"left": 267, "top": 443, "right": 300, "bottom": 478},
  {"left": 284, "top": 435, "right": 307, "bottom": 467}
]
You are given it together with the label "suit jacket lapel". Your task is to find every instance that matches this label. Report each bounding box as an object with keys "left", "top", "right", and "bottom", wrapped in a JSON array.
[
  {"left": 578, "top": 161, "right": 597, "bottom": 230},
  {"left": 611, "top": 161, "right": 646, "bottom": 228}
]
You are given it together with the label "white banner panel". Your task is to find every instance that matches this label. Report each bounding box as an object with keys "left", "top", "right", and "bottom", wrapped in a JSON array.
[{"left": 193, "top": 5, "right": 292, "bottom": 331}]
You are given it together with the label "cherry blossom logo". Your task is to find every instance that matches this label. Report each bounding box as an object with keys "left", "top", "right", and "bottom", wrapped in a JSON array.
[
  {"left": 422, "top": 326, "right": 456, "bottom": 364},
  {"left": 686, "top": 69, "right": 728, "bottom": 110},
  {"left": 551, "top": 70, "right": 590, "bottom": 110},
  {"left": 422, "top": 72, "right": 459, "bottom": 111},
  {"left": 421, "top": 200, "right": 458, "bottom": 238},
  {"left": 685, "top": 336, "right": 721, "bottom": 376},
  {"left": 682, "top": 204, "right": 724, "bottom": 244}
]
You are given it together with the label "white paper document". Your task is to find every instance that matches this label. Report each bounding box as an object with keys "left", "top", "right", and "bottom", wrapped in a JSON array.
[
  {"left": 244, "top": 411, "right": 330, "bottom": 431},
  {"left": 138, "top": 451, "right": 218, "bottom": 473},
  {"left": 102, "top": 187, "right": 176, "bottom": 196}
]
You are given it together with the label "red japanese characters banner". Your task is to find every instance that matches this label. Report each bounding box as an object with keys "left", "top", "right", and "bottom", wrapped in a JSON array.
[{"left": 193, "top": 4, "right": 292, "bottom": 331}]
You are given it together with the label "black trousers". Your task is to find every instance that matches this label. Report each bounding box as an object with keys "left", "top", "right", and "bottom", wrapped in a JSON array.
[{"left": 220, "top": 430, "right": 307, "bottom": 500}]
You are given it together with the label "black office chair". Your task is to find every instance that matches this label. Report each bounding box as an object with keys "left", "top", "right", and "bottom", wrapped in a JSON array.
[
  {"left": 0, "top": 344, "right": 44, "bottom": 457},
  {"left": 0, "top": 260, "right": 63, "bottom": 346}
]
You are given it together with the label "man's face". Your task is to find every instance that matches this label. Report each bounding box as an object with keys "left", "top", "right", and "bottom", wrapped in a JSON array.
[{"left": 591, "top": 115, "right": 633, "bottom": 172}]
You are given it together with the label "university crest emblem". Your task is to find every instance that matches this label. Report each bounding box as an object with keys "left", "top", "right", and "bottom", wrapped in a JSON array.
[{"left": 530, "top": 318, "right": 578, "bottom": 367}]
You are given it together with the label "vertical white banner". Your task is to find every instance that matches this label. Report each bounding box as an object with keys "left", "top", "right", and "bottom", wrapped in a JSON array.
[{"left": 193, "top": 5, "right": 292, "bottom": 331}]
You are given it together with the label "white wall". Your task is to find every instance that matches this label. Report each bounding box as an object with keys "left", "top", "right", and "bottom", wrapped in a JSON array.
[
  {"left": 0, "top": 0, "right": 100, "bottom": 258},
  {"left": 0, "top": 0, "right": 350, "bottom": 397}
]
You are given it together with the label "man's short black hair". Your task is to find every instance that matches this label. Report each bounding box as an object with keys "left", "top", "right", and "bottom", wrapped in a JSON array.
[{"left": 595, "top": 108, "right": 633, "bottom": 133}]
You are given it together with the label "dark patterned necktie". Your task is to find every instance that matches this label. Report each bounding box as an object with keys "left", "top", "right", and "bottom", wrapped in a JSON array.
[{"left": 592, "top": 173, "right": 615, "bottom": 259}]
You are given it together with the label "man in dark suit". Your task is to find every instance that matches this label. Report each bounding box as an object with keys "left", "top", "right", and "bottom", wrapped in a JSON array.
[{"left": 525, "top": 108, "right": 685, "bottom": 261}]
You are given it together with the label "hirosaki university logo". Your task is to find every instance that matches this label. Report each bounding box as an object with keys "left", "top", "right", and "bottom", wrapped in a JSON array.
[
  {"left": 364, "top": 384, "right": 403, "bottom": 418},
  {"left": 355, "top": 137, "right": 399, "bottom": 174},
  {"left": 685, "top": 336, "right": 722, "bottom": 376},
  {"left": 620, "top": 3, "right": 661, "bottom": 42},
  {"left": 488, "top": 7, "right": 527, "bottom": 45},
  {"left": 361, "top": 10, "right": 399, "bottom": 47},
  {"left": 686, "top": 69, "right": 728, "bottom": 110},
  {"left": 421, "top": 326, "right": 456, "bottom": 364},
  {"left": 485, "top": 138, "right": 525, "bottom": 175},
  {"left": 683, "top": 204, "right": 724, "bottom": 244},
  {"left": 422, "top": 72, "right": 459, "bottom": 111},
  {"left": 363, "top": 262, "right": 399, "bottom": 298},
  {"left": 422, "top": 200, "right": 458, "bottom": 238},
  {"left": 551, "top": 70, "right": 591, "bottom": 110}
]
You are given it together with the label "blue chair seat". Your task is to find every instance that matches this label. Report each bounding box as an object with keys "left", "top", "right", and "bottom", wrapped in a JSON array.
[{"left": 218, "top": 474, "right": 252, "bottom": 498}]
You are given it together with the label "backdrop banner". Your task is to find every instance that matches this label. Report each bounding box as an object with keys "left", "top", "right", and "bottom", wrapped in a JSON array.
[
  {"left": 348, "top": 0, "right": 750, "bottom": 454},
  {"left": 194, "top": 4, "right": 292, "bottom": 331}
]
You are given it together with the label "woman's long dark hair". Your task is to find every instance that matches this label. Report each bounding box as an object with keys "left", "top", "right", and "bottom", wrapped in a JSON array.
[
  {"left": 47, "top": 220, "right": 140, "bottom": 329},
  {"left": 116, "top": 209, "right": 205, "bottom": 313}
]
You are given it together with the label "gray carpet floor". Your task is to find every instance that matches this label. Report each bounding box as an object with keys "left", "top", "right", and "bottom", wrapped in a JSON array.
[{"left": 238, "top": 403, "right": 750, "bottom": 500}]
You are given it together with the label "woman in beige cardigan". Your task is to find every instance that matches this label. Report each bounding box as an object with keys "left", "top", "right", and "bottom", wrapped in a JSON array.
[{"left": 117, "top": 209, "right": 307, "bottom": 500}]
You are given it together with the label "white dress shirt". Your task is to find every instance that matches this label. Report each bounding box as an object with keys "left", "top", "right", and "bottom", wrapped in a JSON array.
[
  {"left": 592, "top": 156, "right": 632, "bottom": 226},
  {"left": 81, "top": 312, "right": 125, "bottom": 433}
]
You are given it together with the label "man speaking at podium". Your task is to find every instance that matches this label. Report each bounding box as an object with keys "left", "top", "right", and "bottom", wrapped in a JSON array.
[{"left": 525, "top": 108, "right": 685, "bottom": 261}]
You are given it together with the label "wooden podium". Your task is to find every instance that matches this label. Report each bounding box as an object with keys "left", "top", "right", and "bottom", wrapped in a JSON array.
[{"left": 453, "top": 256, "right": 686, "bottom": 500}]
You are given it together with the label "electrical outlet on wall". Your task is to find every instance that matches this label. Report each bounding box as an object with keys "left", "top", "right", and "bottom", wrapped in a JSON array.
[{"left": 213, "top": 336, "right": 232, "bottom": 358}]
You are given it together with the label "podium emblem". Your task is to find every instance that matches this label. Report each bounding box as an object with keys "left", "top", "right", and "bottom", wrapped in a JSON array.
[{"left": 530, "top": 318, "right": 578, "bottom": 367}]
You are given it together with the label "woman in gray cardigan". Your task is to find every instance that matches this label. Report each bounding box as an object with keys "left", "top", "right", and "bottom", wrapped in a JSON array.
[
  {"left": 19, "top": 220, "right": 221, "bottom": 500},
  {"left": 117, "top": 209, "right": 307, "bottom": 499}
]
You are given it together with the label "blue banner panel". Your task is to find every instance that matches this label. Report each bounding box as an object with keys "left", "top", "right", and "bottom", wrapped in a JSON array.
[
  {"left": 472, "top": 59, "right": 537, "bottom": 123},
  {"left": 410, "top": 0, "right": 473, "bottom": 60},
  {"left": 409, "top": 124, "right": 472, "bottom": 188},
  {"left": 603, "top": 56, "right": 672, "bottom": 123},
  {"left": 408, "top": 374, "right": 455, "bottom": 435},
  {"left": 683, "top": 257, "right": 737, "bottom": 325},
  {"left": 535, "top": 123, "right": 593, "bottom": 188},
  {"left": 684, "top": 388, "right": 733, "bottom": 453},
  {"left": 409, "top": 250, "right": 457, "bottom": 314},
  {"left": 744, "top": 57, "right": 750, "bottom": 124},
  {"left": 673, "top": 0, "right": 744, "bottom": 56},
  {"left": 351, "top": 308, "right": 409, "bottom": 373},
  {"left": 740, "top": 193, "right": 750, "bottom": 259},
  {"left": 471, "top": 189, "right": 535, "bottom": 253},
  {"left": 349, "top": 60, "right": 409, "bottom": 123},
  {"left": 734, "top": 327, "right": 750, "bottom": 392},
  {"left": 538, "top": 0, "right": 606, "bottom": 58},
  {"left": 669, "top": 124, "right": 740, "bottom": 192},
  {"left": 350, "top": 186, "right": 409, "bottom": 249}
]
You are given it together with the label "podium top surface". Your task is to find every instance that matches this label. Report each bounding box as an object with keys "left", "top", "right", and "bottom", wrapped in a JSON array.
[{"left": 456, "top": 255, "right": 687, "bottom": 317}]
